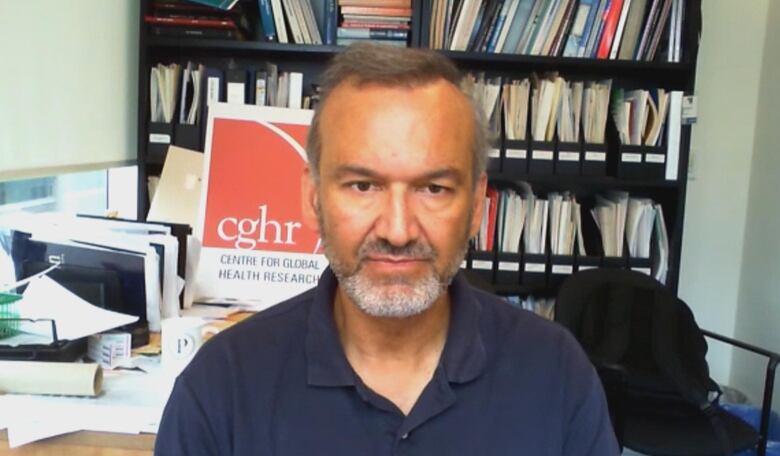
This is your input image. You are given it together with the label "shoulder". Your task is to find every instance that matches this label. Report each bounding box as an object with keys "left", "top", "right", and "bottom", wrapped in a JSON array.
[{"left": 473, "top": 288, "right": 589, "bottom": 372}]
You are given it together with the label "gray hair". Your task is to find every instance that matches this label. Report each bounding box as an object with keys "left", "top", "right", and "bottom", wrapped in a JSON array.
[{"left": 305, "top": 43, "right": 489, "bottom": 185}]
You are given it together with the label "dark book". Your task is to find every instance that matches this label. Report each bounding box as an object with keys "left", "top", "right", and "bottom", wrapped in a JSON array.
[{"left": 148, "top": 25, "right": 239, "bottom": 39}]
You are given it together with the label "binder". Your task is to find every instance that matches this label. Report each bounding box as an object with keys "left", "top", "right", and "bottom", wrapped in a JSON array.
[
  {"left": 576, "top": 254, "right": 601, "bottom": 271},
  {"left": 582, "top": 141, "right": 608, "bottom": 176},
  {"left": 529, "top": 139, "right": 555, "bottom": 174},
  {"left": 487, "top": 138, "right": 502, "bottom": 173},
  {"left": 495, "top": 252, "right": 521, "bottom": 285},
  {"left": 470, "top": 249, "right": 496, "bottom": 284},
  {"left": 549, "top": 254, "right": 575, "bottom": 288},
  {"left": 629, "top": 256, "right": 653, "bottom": 275},
  {"left": 555, "top": 139, "right": 582, "bottom": 175},
  {"left": 503, "top": 139, "right": 529, "bottom": 175},
  {"left": 521, "top": 253, "right": 547, "bottom": 288},
  {"left": 226, "top": 69, "right": 248, "bottom": 104},
  {"left": 617, "top": 143, "right": 666, "bottom": 180},
  {"left": 173, "top": 124, "right": 202, "bottom": 151},
  {"left": 147, "top": 122, "right": 175, "bottom": 165}
]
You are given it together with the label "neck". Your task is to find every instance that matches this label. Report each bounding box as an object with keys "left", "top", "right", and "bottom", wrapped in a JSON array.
[{"left": 333, "top": 288, "right": 451, "bottom": 365}]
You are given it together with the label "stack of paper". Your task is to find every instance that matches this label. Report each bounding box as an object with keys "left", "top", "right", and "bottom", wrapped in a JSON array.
[
  {"left": 502, "top": 78, "right": 531, "bottom": 140},
  {"left": 612, "top": 88, "right": 670, "bottom": 146},
  {"left": 591, "top": 191, "right": 629, "bottom": 257},
  {"left": 523, "top": 191, "right": 549, "bottom": 255},
  {"left": 463, "top": 73, "right": 503, "bottom": 140},
  {"left": 476, "top": 187, "right": 500, "bottom": 252},
  {"left": 150, "top": 63, "right": 181, "bottom": 123},
  {"left": 556, "top": 80, "right": 584, "bottom": 143},
  {"left": 582, "top": 79, "right": 613, "bottom": 144},
  {"left": 626, "top": 198, "right": 656, "bottom": 258},
  {"left": 178, "top": 62, "right": 204, "bottom": 125},
  {"left": 0, "top": 214, "right": 185, "bottom": 331},
  {"left": 653, "top": 204, "right": 669, "bottom": 283},
  {"left": 496, "top": 189, "right": 528, "bottom": 254},
  {"left": 531, "top": 74, "right": 565, "bottom": 141},
  {"left": 548, "top": 192, "right": 585, "bottom": 256}
]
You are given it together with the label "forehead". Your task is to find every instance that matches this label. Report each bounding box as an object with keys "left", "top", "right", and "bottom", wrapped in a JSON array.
[{"left": 317, "top": 80, "right": 476, "bottom": 181}]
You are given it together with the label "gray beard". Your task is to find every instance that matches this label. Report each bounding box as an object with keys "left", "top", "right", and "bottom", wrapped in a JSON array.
[{"left": 317, "top": 203, "right": 470, "bottom": 319}]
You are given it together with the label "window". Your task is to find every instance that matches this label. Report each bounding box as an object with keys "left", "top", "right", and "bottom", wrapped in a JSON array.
[{"left": 0, "top": 166, "right": 137, "bottom": 219}]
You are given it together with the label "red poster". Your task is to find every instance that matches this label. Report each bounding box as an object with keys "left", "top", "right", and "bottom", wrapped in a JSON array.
[{"left": 192, "top": 103, "right": 326, "bottom": 308}]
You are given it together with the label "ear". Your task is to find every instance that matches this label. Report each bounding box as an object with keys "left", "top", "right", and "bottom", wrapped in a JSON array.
[
  {"left": 468, "top": 172, "right": 488, "bottom": 239},
  {"left": 301, "top": 166, "right": 320, "bottom": 233}
]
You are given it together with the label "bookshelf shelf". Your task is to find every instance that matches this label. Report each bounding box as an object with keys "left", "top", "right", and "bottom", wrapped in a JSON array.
[
  {"left": 137, "top": 0, "right": 701, "bottom": 295},
  {"left": 146, "top": 37, "right": 343, "bottom": 58},
  {"left": 488, "top": 172, "right": 682, "bottom": 190}
]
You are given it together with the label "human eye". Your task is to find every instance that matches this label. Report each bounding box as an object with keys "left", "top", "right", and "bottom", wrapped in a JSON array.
[
  {"left": 348, "top": 181, "right": 376, "bottom": 192},
  {"left": 422, "top": 183, "right": 450, "bottom": 195}
]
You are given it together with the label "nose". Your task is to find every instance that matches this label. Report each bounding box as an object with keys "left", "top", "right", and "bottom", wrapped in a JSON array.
[{"left": 374, "top": 186, "right": 420, "bottom": 247}]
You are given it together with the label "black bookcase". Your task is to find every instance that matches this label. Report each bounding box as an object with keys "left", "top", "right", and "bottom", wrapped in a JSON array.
[{"left": 136, "top": 0, "right": 701, "bottom": 295}]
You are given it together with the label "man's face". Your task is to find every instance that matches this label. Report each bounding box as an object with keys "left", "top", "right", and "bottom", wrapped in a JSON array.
[{"left": 302, "top": 79, "right": 486, "bottom": 318}]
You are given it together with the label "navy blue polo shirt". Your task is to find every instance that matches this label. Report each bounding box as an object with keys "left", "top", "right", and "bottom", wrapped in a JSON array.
[{"left": 155, "top": 268, "right": 619, "bottom": 455}]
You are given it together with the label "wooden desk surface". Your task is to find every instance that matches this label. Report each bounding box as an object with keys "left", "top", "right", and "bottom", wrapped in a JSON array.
[{"left": 0, "top": 430, "right": 155, "bottom": 455}]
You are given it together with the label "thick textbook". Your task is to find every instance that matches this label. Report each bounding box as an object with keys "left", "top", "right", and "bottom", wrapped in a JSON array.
[{"left": 192, "top": 103, "right": 327, "bottom": 307}]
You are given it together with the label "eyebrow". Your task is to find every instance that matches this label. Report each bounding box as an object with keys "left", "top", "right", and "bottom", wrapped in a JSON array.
[{"left": 331, "top": 165, "right": 465, "bottom": 184}]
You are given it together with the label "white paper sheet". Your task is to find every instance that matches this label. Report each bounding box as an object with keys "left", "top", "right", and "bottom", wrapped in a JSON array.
[{"left": 17, "top": 276, "right": 138, "bottom": 341}]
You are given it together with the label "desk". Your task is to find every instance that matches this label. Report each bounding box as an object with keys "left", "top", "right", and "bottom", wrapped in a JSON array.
[{"left": 0, "top": 430, "right": 154, "bottom": 455}]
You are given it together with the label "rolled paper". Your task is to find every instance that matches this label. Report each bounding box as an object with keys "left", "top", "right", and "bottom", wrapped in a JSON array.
[{"left": 0, "top": 361, "right": 102, "bottom": 396}]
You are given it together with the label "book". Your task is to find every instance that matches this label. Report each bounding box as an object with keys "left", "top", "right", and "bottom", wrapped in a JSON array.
[
  {"left": 288, "top": 72, "right": 304, "bottom": 109},
  {"left": 338, "top": 0, "right": 411, "bottom": 5},
  {"left": 471, "top": 0, "right": 503, "bottom": 52},
  {"left": 616, "top": 0, "right": 648, "bottom": 59},
  {"left": 583, "top": 0, "right": 609, "bottom": 57},
  {"left": 595, "top": 0, "right": 624, "bottom": 59},
  {"left": 337, "top": 28, "right": 408, "bottom": 39},
  {"left": 311, "top": 0, "right": 337, "bottom": 44},
  {"left": 194, "top": 103, "right": 327, "bottom": 307},
  {"left": 148, "top": 25, "right": 239, "bottom": 40},
  {"left": 501, "top": 0, "right": 534, "bottom": 53},
  {"left": 257, "top": 0, "right": 277, "bottom": 41},
  {"left": 609, "top": 0, "right": 632, "bottom": 58},
  {"left": 226, "top": 69, "right": 247, "bottom": 104},
  {"left": 144, "top": 15, "right": 236, "bottom": 28},
  {"left": 271, "top": 0, "right": 289, "bottom": 43},
  {"left": 341, "top": 20, "right": 410, "bottom": 29},
  {"left": 562, "top": 0, "right": 595, "bottom": 57},
  {"left": 340, "top": 6, "right": 413, "bottom": 16},
  {"left": 516, "top": 0, "right": 547, "bottom": 54},
  {"left": 644, "top": 0, "right": 672, "bottom": 61},
  {"left": 493, "top": 0, "right": 521, "bottom": 53},
  {"left": 337, "top": 37, "right": 409, "bottom": 47},
  {"left": 185, "top": 0, "right": 239, "bottom": 10},
  {"left": 634, "top": 0, "right": 661, "bottom": 59}
]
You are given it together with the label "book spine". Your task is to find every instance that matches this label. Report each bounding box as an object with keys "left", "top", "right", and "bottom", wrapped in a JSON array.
[
  {"left": 486, "top": 0, "right": 510, "bottom": 52},
  {"left": 341, "top": 21, "right": 411, "bottom": 29},
  {"left": 609, "top": 0, "right": 632, "bottom": 58},
  {"left": 258, "top": 0, "right": 278, "bottom": 41},
  {"left": 337, "top": 28, "right": 409, "bottom": 39},
  {"left": 325, "top": 0, "right": 337, "bottom": 44},
  {"left": 595, "top": 0, "right": 623, "bottom": 59},
  {"left": 144, "top": 15, "right": 235, "bottom": 29},
  {"left": 340, "top": 6, "right": 413, "bottom": 16}
]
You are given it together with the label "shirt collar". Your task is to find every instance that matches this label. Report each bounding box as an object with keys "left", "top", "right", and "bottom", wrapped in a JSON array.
[{"left": 305, "top": 267, "right": 487, "bottom": 387}]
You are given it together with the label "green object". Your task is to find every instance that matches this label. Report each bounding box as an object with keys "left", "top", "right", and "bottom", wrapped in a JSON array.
[{"left": 0, "top": 292, "right": 22, "bottom": 338}]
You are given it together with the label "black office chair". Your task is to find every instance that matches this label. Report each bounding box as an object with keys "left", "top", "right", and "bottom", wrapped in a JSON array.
[{"left": 555, "top": 268, "right": 779, "bottom": 456}]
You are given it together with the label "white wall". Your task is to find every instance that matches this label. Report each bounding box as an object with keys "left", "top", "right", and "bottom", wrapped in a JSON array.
[
  {"left": 730, "top": 0, "right": 780, "bottom": 411},
  {"left": 0, "top": 1, "right": 139, "bottom": 180},
  {"left": 678, "top": 0, "right": 770, "bottom": 384}
]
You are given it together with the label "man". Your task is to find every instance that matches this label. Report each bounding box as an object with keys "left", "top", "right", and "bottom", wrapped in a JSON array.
[{"left": 155, "top": 44, "right": 619, "bottom": 455}]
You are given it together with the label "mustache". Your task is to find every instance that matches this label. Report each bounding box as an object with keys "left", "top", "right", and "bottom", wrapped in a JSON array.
[{"left": 357, "top": 239, "right": 436, "bottom": 261}]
